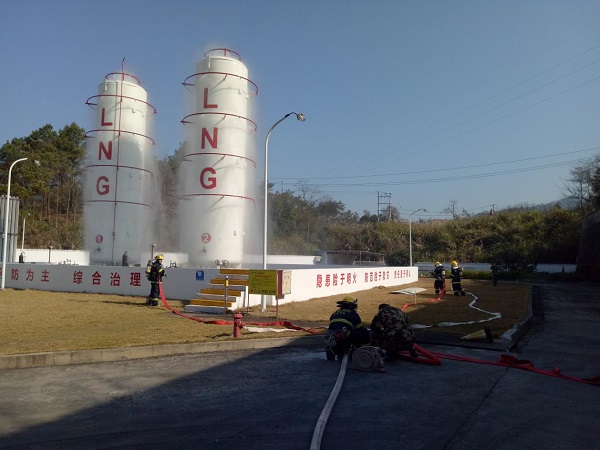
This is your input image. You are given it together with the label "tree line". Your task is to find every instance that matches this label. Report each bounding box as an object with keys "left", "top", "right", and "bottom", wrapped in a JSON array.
[{"left": 1, "top": 124, "right": 598, "bottom": 269}]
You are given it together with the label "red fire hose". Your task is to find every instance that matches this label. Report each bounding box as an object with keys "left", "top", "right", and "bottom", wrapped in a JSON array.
[
  {"left": 430, "top": 350, "right": 600, "bottom": 386},
  {"left": 158, "top": 284, "right": 319, "bottom": 333},
  {"left": 158, "top": 286, "right": 599, "bottom": 385}
]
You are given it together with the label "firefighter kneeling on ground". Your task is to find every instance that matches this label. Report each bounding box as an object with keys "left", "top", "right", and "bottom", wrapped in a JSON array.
[
  {"left": 370, "top": 303, "right": 418, "bottom": 358},
  {"left": 324, "top": 298, "right": 371, "bottom": 361},
  {"left": 146, "top": 254, "right": 166, "bottom": 306}
]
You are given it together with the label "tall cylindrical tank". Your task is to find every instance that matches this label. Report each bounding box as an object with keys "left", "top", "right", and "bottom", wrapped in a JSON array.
[
  {"left": 180, "top": 49, "right": 258, "bottom": 267},
  {"left": 84, "top": 70, "right": 157, "bottom": 265}
]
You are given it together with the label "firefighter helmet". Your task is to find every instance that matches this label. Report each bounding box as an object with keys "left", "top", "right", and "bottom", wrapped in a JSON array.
[
  {"left": 435, "top": 261, "right": 441, "bottom": 266},
  {"left": 155, "top": 254, "right": 164, "bottom": 260},
  {"left": 452, "top": 260, "right": 458, "bottom": 266},
  {"left": 336, "top": 299, "right": 358, "bottom": 309}
]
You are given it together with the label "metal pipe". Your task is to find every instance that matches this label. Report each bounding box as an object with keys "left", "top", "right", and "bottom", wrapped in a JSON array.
[{"left": 21, "top": 213, "right": 29, "bottom": 251}]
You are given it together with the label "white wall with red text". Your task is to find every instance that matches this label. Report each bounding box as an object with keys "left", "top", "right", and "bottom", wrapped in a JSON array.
[{"left": 3, "top": 263, "right": 417, "bottom": 305}]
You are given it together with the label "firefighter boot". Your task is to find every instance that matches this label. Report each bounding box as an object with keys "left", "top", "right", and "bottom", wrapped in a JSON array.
[{"left": 325, "top": 347, "right": 336, "bottom": 361}]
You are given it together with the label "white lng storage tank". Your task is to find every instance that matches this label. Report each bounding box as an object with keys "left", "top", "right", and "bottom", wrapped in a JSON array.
[
  {"left": 84, "top": 69, "right": 157, "bottom": 265},
  {"left": 179, "top": 48, "right": 258, "bottom": 267}
]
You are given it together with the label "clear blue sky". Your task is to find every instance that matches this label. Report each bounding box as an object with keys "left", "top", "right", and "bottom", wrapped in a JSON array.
[{"left": 1, "top": 0, "right": 599, "bottom": 220}]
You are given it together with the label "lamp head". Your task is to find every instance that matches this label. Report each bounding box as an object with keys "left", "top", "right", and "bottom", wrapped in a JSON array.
[{"left": 295, "top": 112, "right": 306, "bottom": 122}]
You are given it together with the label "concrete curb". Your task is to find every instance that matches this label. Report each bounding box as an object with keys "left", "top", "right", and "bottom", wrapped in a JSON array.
[
  {"left": 498, "top": 285, "right": 535, "bottom": 350},
  {"left": 0, "top": 335, "right": 323, "bottom": 370},
  {"left": 412, "top": 287, "right": 534, "bottom": 352}
]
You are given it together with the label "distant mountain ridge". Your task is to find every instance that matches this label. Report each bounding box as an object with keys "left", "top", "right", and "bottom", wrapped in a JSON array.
[
  {"left": 529, "top": 196, "right": 579, "bottom": 211},
  {"left": 491, "top": 197, "right": 579, "bottom": 214}
]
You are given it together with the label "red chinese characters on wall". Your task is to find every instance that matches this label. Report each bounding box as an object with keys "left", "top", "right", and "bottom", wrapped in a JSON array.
[
  {"left": 73, "top": 271, "right": 83, "bottom": 284},
  {"left": 393, "top": 269, "right": 410, "bottom": 279},
  {"left": 7, "top": 268, "right": 147, "bottom": 288},
  {"left": 363, "top": 271, "right": 391, "bottom": 283},
  {"left": 314, "top": 270, "right": 405, "bottom": 289},
  {"left": 130, "top": 272, "right": 142, "bottom": 287},
  {"left": 110, "top": 273, "right": 120, "bottom": 287},
  {"left": 8, "top": 268, "right": 51, "bottom": 282},
  {"left": 316, "top": 271, "right": 368, "bottom": 288}
]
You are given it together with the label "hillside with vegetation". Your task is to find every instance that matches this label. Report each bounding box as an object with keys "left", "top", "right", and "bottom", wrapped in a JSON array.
[{"left": 1, "top": 124, "right": 599, "bottom": 271}]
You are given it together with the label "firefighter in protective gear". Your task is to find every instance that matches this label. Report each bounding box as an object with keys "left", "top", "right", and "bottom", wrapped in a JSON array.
[
  {"left": 450, "top": 260, "right": 466, "bottom": 296},
  {"left": 490, "top": 263, "right": 500, "bottom": 286},
  {"left": 146, "top": 254, "right": 166, "bottom": 306},
  {"left": 324, "top": 299, "right": 371, "bottom": 360},
  {"left": 431, "top": 262, "right": 445, "bottom": 295},
  {"left": 371, "top": 303, "right": 418, "bottom": 358}
]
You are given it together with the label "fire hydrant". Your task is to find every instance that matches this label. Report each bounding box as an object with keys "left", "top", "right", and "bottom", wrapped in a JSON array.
[{"left": 233, "top": 312, "right": 244, "bottom": 338}]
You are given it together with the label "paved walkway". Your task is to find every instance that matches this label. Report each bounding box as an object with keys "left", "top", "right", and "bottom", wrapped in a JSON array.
[{"left": 0, "top": 284, "right": 598, "bottom": 449}]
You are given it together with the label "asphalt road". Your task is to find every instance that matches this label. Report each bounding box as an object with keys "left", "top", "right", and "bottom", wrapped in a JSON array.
[{"left": 0, "top": 284, "right": 598, "bottom": 450}]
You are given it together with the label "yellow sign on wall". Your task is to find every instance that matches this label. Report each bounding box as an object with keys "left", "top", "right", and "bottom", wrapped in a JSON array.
[
  {"left": 249, "top": 270, "right": 293, "bottom": 298},
  {"left": 248, "top": 270, "right": 278, "bottom": 295}
]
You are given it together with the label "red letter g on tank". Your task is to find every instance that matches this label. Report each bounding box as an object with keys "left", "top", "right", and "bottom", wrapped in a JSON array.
[{"left": 200, "top": 167, "right": 217, "bottom": 189}]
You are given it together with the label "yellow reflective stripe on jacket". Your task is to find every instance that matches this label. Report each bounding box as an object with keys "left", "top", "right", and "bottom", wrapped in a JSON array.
[{"left": 330, "top": 318, "right": 355, "bottom": 328}]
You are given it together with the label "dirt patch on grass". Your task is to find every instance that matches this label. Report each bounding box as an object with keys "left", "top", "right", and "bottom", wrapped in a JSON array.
[{"left": 0, "top": 278, "right": 530, "bottom": 355}]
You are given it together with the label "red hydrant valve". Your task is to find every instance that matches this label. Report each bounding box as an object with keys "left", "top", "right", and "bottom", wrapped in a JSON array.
[{"left": 233, "top": 312, "right": 244, "bottom": 338}]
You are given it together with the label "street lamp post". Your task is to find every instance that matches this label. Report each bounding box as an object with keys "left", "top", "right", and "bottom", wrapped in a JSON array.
[
  {"left": 409, "top": 208, "right": 427, "bottom": 267},
  {"left": 262, "top": 112, "right": 305, "bottom": 310},
  {"left": 263, "top": 112, "right": 305, "bottom": 269},
  {"left": 1, "top": 157, "right": 28, "bottom": 290}
]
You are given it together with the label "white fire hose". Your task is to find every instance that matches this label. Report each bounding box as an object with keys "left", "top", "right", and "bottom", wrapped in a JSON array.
[{"left": 310, "top": 352, "right": 349, "bottom": 450}]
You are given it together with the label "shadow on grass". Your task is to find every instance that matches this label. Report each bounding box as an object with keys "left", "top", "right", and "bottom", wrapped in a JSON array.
[{"left": 98, "top": 300, "right": 165, "bottom": 310}]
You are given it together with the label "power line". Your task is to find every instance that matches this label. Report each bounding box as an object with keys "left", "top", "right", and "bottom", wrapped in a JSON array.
[
  {"left": 312, "top": 158, "right": 592, "bottom": 187},
  {"left": 355, "top": 51, "right": 600, "bottom": 174},
  {"left": 350, "top": 70, "right": 600, "bottom": 175},
  {"left": 271, "top": 146, "right": 600, "bottom": 181},
  {"left": 280, "top": 157, "right": 595, "bottom": 188},
  {"left": 328, "top": 29, "right": 600, "bottom": 177}
]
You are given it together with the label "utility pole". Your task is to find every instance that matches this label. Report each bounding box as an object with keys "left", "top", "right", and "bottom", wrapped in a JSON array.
[{"left": 377, "top": 192, "right": 392, "bottom": 221}]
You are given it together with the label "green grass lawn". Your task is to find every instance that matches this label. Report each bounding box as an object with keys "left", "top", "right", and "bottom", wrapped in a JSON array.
[{"left": 0, "top": 279, "right": 530, "bottom": 355}]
